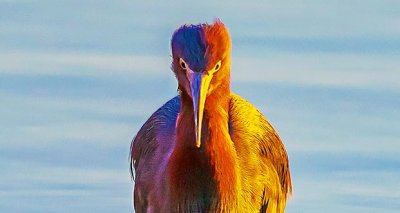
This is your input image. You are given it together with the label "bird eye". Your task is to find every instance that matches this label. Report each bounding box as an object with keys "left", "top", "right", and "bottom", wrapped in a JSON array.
[
  {"left": 179, "top": 58, "right": 187, "bottom": 70},
  {"left": 214, "top": 61, "right": 221, "bottom": 72}
]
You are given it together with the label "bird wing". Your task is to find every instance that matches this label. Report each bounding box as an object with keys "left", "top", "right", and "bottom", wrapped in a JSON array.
[
  {"left": 229, "top": 93, "right": 292, "bottom": 213},
  {"left": 130, "top": 96, "right": 180, "bottom": 212}
]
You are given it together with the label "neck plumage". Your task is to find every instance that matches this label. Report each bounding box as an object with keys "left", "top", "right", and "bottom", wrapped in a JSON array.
[{"left": 166, "top": 79, "right": 242, "bottom": 211}]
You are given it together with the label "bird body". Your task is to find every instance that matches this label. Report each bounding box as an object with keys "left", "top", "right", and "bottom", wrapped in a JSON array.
[{"left": 131, "top": 20, "right": 291, "bottom": 213}]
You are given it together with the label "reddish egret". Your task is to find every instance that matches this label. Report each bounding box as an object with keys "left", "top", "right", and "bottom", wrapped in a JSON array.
[{"left": 130, "top": 20, "right": 292, "bottom": 212}]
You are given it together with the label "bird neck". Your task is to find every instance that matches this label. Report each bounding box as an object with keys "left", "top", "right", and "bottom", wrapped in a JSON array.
[
  {"left": 167, "top": 86, "right": 243, "bottom": 211},
  {"left": 205, "top": 89, "right": 243, "bottom": 210}
]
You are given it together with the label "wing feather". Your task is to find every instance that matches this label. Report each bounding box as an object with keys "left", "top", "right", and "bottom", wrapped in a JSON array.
[
  {"left": 130, "top": 96, "right": 180, "bottom": 212},
  {"left": 229, "top": 93, "right": 292, "bottom": 212}
]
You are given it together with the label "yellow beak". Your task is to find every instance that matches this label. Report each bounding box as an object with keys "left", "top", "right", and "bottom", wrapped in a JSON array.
[{"left": 186, "top": 69, "right": 213, "bottom": 148}]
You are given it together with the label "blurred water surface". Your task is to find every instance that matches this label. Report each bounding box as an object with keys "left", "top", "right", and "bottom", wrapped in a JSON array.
[{"left": 1, "top": 1, "right": 399, "bottom": 212}]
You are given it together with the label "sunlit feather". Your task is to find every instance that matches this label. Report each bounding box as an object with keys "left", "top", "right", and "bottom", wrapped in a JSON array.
[{"left": 131, "top": 20, "right": 291, "bottom": 213}]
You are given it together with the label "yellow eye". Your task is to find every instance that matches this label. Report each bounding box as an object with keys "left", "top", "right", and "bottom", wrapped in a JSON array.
[
  {"left": 179, "top": 58, "right": 187, "bottom": 70},
  {"left": 214, "top": 61, "right": 221, "bottom": 71}
]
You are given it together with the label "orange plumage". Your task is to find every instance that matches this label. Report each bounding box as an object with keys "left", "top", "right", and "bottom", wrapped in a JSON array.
[{"left": 131, "top": 20, "right": 292, "bottom": 212}]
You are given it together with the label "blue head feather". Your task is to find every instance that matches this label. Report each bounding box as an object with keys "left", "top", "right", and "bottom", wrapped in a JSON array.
[{"left": 171, "top": 24, "right": 208, "bottom": 72}]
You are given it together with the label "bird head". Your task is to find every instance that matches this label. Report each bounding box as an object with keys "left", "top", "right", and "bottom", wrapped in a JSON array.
[{"left": 171, "top": 20, "right": 231, "bottom": 148}]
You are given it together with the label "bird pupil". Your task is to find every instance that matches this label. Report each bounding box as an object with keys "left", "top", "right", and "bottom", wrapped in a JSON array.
[{"left": 181, "top": 62, "right": 186, "bottom": 69}]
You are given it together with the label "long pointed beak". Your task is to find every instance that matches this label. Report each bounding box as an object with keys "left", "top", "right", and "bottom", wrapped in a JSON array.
[{"left": 187, "top": 69, "right": 213, "bottom": 148}]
